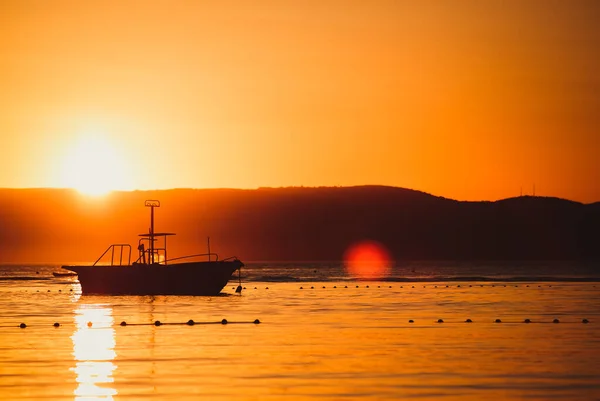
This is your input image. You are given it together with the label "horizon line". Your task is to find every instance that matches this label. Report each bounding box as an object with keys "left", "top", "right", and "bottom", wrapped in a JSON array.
[{"left": 0, "top": 184, "right": 598, "bottom": 205}]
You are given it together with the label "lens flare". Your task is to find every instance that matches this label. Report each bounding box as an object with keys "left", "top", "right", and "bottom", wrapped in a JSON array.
[{"left": 343, "top": 240, "right": 392, "bottom": 279}]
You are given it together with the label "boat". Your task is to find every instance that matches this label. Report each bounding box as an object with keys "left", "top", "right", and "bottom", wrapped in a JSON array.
[
  {"left": 62, "top": 200, "right": 244, "bottom": 295},
  {"left": 53, "top": 271, "right": 78, "bottom": 277}
]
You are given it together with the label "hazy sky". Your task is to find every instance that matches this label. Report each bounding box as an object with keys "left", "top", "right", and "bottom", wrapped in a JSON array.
[{"left": 1, "top": 1, "right": 599, "bottom": 201}]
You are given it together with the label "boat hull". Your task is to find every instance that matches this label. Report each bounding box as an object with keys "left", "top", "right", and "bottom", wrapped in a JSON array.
[{"left": 62, "top": 260, "right": 242, "bottom": 296}]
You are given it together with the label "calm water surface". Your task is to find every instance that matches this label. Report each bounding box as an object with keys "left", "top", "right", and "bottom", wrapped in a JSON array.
[{"left": 0, "top": 262, "right": 599, "bottom": 400}]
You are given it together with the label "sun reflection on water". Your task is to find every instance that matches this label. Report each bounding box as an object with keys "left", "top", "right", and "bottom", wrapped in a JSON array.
[{"left": 71, "top": 304, "right": 117, "bottom": 400}]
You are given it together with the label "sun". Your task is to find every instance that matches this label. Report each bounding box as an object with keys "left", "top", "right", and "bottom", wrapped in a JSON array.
[{"left": 60, "top": 133, "right": 132, "bottom": 196}]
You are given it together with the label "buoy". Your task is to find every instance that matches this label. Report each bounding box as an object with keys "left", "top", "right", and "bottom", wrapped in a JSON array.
[
  {"left": 524, "top": 319, "right": 531, "bottom": 324},
  {"left": 445, "top": 285, "right": 448, "bottom": 288},
  {"left": 495, "top": 319, "right": 502, "bottom": 323},
  {"left": 411, "top": 286, "right": 414, "bottom": 288},
  {"left": 254, "top": 319, "right": 260, "bottom": 324},
  {"left": 553, "top": 318, "right": 560, "bottom": 324},
  {"left": 345, "top": 286, "right": 348, "bottom": 288},
  {"left": 334, "top": 286, "right": 337, "bottom": 288},
  {"left": 408, "top": 320, "right": 414, "bottom": 323},
  {"left": 235, "top": 285, "right": 242, "bottom": 293},
  {"left": 437, "top": 319, "right": 444, "bottom": 323},
  {"left": 53, "top": 322, "right": 60, "bottom": 327},
  {"left": 59, "top": 290, "right": 62, "bottom": 292},
  {"left": 70, "top": 289, "right": 73, "bottom": 292},
  {"left": 300, "top": 286, "right": 303, "bottom": 289},
  {"left": 221, "top": 319, "right": 228, "bottom": 325},
  {"left": 254, "top": 287, "right": 257, "bottom": 289},
  {"left": 19, "top": 323, "right": 26, "bottom": 329},
  {"left": 322, "top": 286, "right": 326, "bottom": 289},
  {"left": 356, "top": 285, "right": 359, "bottom": 288},
  {"left": 457, "top": 285, "right": 461, "bottom": 288},
  {"left": 48, "top": 290, "right": 50, "bottom": 292},
  {"left": 366, "top": 285, "right": 369, "bottom": 288},
  {"left": 378, "top": 286, "right": 380, "bottom": 288},
  {"left": 389, "top": 286, "right": 392, "bottom": 288},
  {"left": 469, "top": 285, "right": 472, "bottom": 287},
  {"left": 400, "top": 286, "right": 403, "bottom": 288},
  {"left": 187, "top": 319, "right": 195, "bottom": 326},
  {"left": 265, "top": 287, "right": 269, "bottom": 290},
  {"left": 311, "top": 286, "right": 314, "bottom": 289},
  {"left": 243, "top": 287, "right": 247, "bottom": 290},
  {"left": 434, "top": 286, "right": 437, "bottom": 288},
  {"left": 465, "top": 319, "right": 473, "bottom": 323},
  {"left": 120, "top": 321, "right": 127, "bottom": 326},
  {"left": 87, "top": 321, "right": 92, "bottom": 327},
  {"left": 154, "top": 320, "right": 161, "bottom": 326},
  {"left": 582, "top": 319, "right": 589, "bottom": 324}
]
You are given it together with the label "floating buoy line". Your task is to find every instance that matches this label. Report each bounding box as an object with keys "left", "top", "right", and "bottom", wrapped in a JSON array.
[
  {"left": 10, "top": 283, "right": 596, "bottom": 330},
  {"left": 7, "top": 318, "right": 262, "bottom": 329},
  {"left": 20, "top": 283, "right": 599, "bottom": 294},
  {"left": 294, "top": 284, "right": 579, "bottom": 289},
  {"left": 5, "top": 317, "right": 594, "bottom": 329},
  {"left": 18, "top": 282, "right": 598, "bottom": 296}
]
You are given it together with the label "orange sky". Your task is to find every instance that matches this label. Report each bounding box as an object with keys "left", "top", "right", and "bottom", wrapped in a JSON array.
[{"left": 1, "top": 1, "right": 599, "bottom": 202}]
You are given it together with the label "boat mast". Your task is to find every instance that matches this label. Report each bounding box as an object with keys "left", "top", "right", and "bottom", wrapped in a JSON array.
[{"left": 145, "top": 200, "right": 160, "bottom": 264}]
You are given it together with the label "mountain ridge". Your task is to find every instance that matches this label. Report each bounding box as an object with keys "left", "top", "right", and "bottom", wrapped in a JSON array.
[
  {"left": 3, "top": 184, "right": 595, "bottom": 204},
  {"left": 0, "top": 186, "right": 597, "bottom": 263}
]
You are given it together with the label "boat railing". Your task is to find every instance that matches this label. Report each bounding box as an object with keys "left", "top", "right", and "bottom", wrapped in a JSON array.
[
  {"left": 164, "top": 253, "right": 220, "bottom": 264},
  {"left": 93, "top": 244, "right": 132, "bottom": 266},
  {"left": 221, "top": 256, "right": 241, "bottom": 262}
]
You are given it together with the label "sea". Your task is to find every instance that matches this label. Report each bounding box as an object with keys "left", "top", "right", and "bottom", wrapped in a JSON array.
[{"left": 1, "top": 261, "right": 599, "bottom": 401}]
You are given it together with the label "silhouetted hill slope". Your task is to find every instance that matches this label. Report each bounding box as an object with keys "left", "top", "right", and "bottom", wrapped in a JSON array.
[{"left": 0, "top": 186, "right": 598, "bottom": 262}]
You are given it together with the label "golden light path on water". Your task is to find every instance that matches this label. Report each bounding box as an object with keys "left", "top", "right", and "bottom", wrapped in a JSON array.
[{"left": 71, "top": 303, "right": 117, "bottom": 400}]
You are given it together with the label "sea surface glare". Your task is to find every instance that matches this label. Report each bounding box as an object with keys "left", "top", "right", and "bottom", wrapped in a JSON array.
[{"left": 0, "top": 262, "right": 599, "bottom": 400}]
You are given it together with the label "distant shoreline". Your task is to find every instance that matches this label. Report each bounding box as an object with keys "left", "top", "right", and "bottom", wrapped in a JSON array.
[
  {"left": 0, "top": 185, "right": 598, "bottom": 205},
  {"left": 0, "top": 186, "right": 598, "bottom": 262}
]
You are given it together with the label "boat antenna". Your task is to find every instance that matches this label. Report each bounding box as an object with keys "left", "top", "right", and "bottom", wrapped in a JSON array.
[{"left": 145, "top": 200, "right": 160, "bottom": 264}]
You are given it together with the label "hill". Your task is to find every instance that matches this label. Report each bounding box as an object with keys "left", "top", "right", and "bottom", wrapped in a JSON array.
[{"left": 0, "top": 186, "right": 598, "bottom": 263}]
